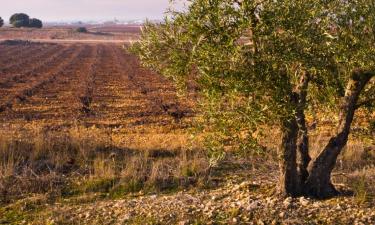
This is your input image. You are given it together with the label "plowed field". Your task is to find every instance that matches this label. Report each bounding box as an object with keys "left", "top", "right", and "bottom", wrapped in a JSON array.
[{"left": 0, "top": 41, "right": 195, "bottom": 145}]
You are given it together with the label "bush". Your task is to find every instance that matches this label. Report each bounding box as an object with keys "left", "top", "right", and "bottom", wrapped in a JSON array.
[
  {"left": 0, "top": 17, "right": 4, "bottom": 27},
  {"left": 10, "top": 13, "right": 29, "bottom": 27},
  {"left": 9, "top": 13, "right": 42, "bottom": 28},
  {"left": 76, "top": 27, "right": 88, "bottom": 33},
  {"left": 29, "top": 18, "right": 42, "bottom": 28}
]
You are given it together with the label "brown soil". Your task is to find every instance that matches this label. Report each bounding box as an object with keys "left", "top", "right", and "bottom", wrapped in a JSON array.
[
  {"left": 0, "top": 26, "right": 140, "bottom": 42},
  {"left": 0, "top": 41, "right": 194, "bottom": 130}
]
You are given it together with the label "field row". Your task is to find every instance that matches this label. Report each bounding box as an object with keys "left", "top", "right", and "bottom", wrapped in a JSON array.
[{"left": 0, "top": 42, "right": 194, "bottom": 132}]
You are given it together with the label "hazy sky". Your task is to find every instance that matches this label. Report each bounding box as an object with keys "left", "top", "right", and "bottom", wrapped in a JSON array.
[{"left": 0, "top": 0, "right": 185, "bottom": 22}]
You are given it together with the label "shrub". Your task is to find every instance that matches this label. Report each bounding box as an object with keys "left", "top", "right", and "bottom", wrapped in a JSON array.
[
  {"left": 29, "top": 18, "right": 42, "bottom": 28},
  {"left": 10, "top": 13, "right": 29, "bottom": 27},
  {"left": 76, "top": 27, "right": 88, "bottom": 33},
  {"left": 0, "top": 17, "right": 4, "bottom": 27}
]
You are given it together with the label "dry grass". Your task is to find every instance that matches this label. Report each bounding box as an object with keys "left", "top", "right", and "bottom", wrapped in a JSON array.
[
  {"left": 0, "top": 108, "right": 372, "bottom": 206},
  {"left": 0, "top": 123, "right": 209, "bottom": 204}
]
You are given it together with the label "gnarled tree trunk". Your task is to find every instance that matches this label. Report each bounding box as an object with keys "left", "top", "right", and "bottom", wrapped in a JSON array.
[
  {"left": 279, "top": 116, "right": 300, "bottom": 197},
  {"left": 305, "top": 70, "right": 374, "bottom": 198},
  {"left": 279, "top": 72, "right": 311, "bottom": 197},
  {"left": 295, "top": 72, "right": 311, "bottom": 185}
]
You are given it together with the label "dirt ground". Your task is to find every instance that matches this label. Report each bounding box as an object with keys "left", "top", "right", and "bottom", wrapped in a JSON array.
[
  {"left": 0, "top": 41, "right": 193, "bottom": 128},
  {"left": 0, "top": 38, "right": 198, "bottom": 160}
]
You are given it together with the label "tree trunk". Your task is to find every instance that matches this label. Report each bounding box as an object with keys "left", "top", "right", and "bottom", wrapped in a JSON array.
[
  {"left": 278, "top": 71, "right": 311, "bottom": 197},
  {"left": 305, "top": 70, "right": 374, "bottom": 198},
  {"left": 279, "top": 116, "right": 300, "bottom": 197},
  {"left": 295, "top": 72, "right": 311, "bottom": 185}
]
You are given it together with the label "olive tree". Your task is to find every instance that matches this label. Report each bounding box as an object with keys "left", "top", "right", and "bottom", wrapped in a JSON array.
[
  {"left": 9, "top": 13, "right": 43, "bottom": 28},
  {"left": 29, "top": 18, "right": 43, "bottom": 28},
  {"left": 133, "top": 0, "right": 375, "bottom": 198},
  {"left": 303, "top": 0, "right": 375, "bottom": 197},
  {"left": 10, "top": 13, "right": 30, "bottom": 27}
]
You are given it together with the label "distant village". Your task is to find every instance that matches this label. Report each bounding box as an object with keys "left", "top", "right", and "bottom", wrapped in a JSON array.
[{"left": 44, "top": 18, "right": 160, "bottom": 26}]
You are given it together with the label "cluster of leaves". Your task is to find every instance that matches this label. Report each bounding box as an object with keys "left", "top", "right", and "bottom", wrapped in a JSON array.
[
  {"left": 10, "top": 13, "right": 43, "bottom": 28},
  {"left": 29, "top": 18, "right": 43, "bottom": 28},
  {"left": 132, "top": 0, "right": 375, "bottom": 163},
  {"left": 132, "top": 1, "right": 265, "bottom": 161},
  {"left": 0, "top": 17, "right": 3, "bottom": 27}
]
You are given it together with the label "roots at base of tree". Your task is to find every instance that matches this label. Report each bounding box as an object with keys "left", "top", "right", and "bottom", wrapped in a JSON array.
[
  {"left": 279, "top": 175, "right": 340, "bottom": 199},
  {"left": 279, "top": 184, "right": 339, "bottom": 199},
  {"left": 303, "top": 180, "right": 339, "bottom": 199}
]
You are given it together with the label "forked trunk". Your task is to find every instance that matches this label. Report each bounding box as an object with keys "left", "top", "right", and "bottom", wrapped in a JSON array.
[{"left": 305, "top": 70, "right": 373, "bottom": 198}]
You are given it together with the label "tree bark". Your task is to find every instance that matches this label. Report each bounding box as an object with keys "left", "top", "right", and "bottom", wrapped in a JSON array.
[
  {"left": 278, "top": 84, "right": 303, "bottom": 197},
  {"left": 295, "top": 72, "right": 311, "bottom": 185},
  {"left": 279, "top": 116, "right": 301, "bottom": 197},
  {"left": 278, "top": 71, "right": 311, "bottom": 197},
  {"left": 305, "top": 70, "right": 374, "bottom": 198}
]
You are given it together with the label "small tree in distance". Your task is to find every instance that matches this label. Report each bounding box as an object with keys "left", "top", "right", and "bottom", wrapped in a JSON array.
[
  {"left": 0, "top": 17, "right": 4, "bottom": 27},
  {"left": 10, "top": 13, "right": 29, "bottom": 27},
  {"left": 76, "top": 27, "right": 88, "bottom": 33},
  {"left": 9, "top": 13, "right": 43, "bottom": 28},
  {"left": 29, "top": 18, "right": 43, "bottom": 28}
]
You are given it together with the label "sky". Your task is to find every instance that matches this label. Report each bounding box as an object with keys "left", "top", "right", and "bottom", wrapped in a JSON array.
[{"left": 0, "top": 0, "right": 185, "bottom": 22}]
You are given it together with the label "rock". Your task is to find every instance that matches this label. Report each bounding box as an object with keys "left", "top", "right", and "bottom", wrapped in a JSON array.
[
  {"left": 299, "top": 197, "right": 309, "bottom": 206},
  {"left": 283, "top": 197, "right": 293, "bottom": 208},
  {"left": 121, "top": 213, "right": 131, "bottom": 221},
  {"left": 247, "top": 200, "right": 261, "bottom": 210},
  {"left": 240, "top": 181, "right": 249, "bottom": 187},
  {"left": 233, "top": 185, "right": 241, "bottom": 192},
  {"left": 312, "top": 202, "right": 321, "bottom": 208},
  {"left": 41, "top": 170, "right": 375, "bottom": 225}
]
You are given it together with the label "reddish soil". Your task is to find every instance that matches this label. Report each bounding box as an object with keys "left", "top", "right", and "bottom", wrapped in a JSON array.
[
  {"left": 0, "top": 41, "right": 195, "bottom": 131},
  {"left": 0, "top": 25, "right": 141, "bottom": 41}
]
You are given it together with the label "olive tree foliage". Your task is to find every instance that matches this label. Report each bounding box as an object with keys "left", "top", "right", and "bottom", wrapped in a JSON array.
[
  {"left": 10, "top": 13, "right": 30, "bottom": 27},
  {"left": 29, "top": 18, "right": 43, "bottom": 28},
  {"left": 9, "top": 13, "right": 43, "bottom": 28},
  {"left": 132, "top": 0, "right": 375, "bottom": 199},
  {"left": 303, "top": 0, "right": 375, "bottom": 197},
  {"left": 134, "top": 1, "right": 265, "bottom": 163}
]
